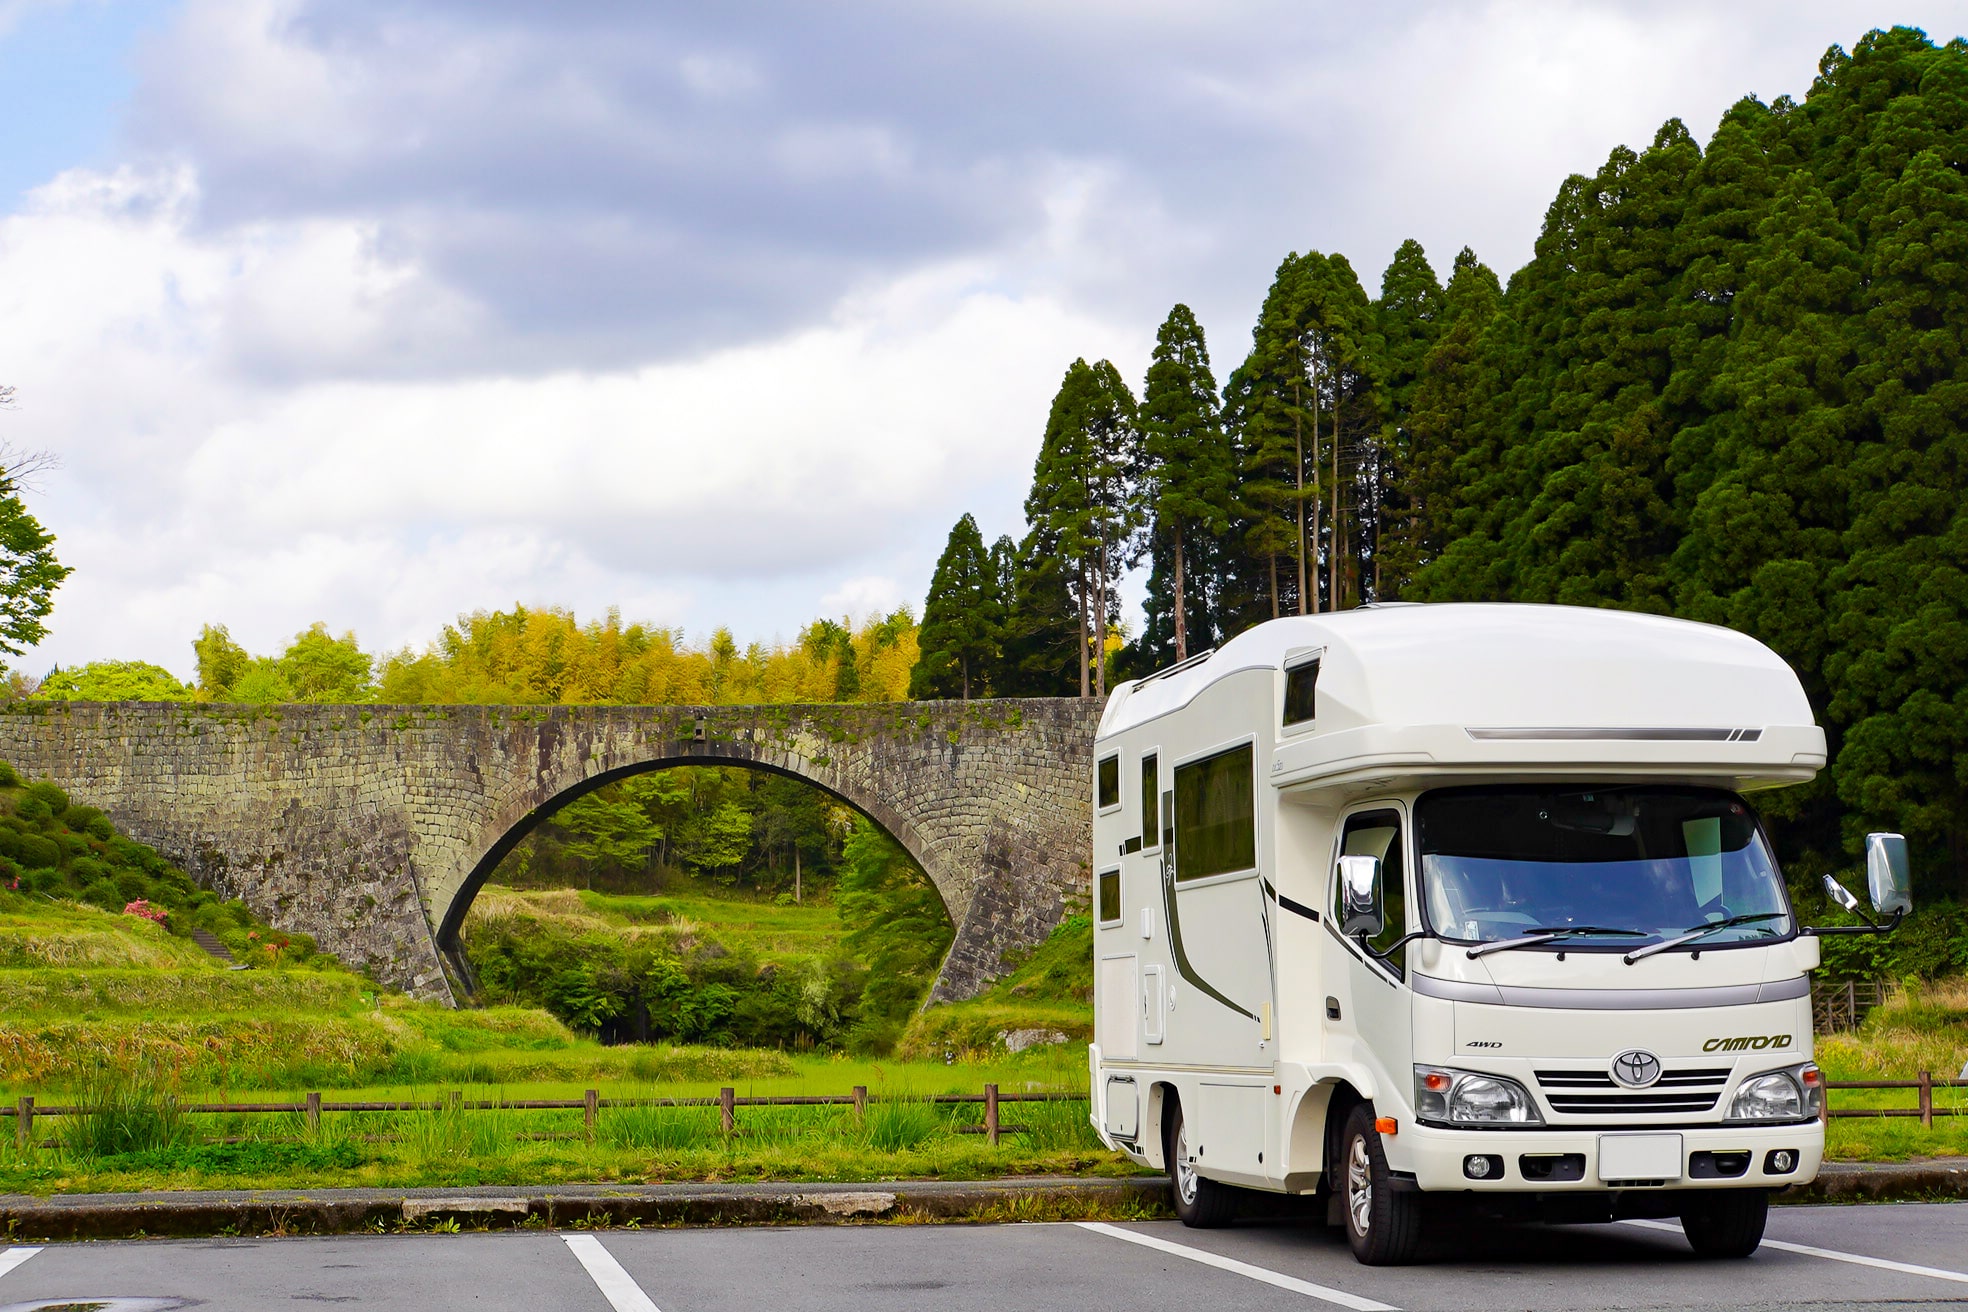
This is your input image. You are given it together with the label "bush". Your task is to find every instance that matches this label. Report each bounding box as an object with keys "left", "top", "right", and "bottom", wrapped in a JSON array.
[
  {"left": 85, "top": 813, "right": 116, "bottom": 842},
  {"left": 16, "top": 833, "right": 62, "bottom": 870},
  {"left": 0, "top": 826, "right": 21, "bottom": 860},
  {"left": 25, "top": 780, "right": 67, "bottom": 815},
  {"left": 82, "top": 878, "right": 123, "bottom": 911},
  {"left": 114, "top": 870, "right": 150, "bottom": 903},
  {"left": 0, "top": 760, "right": 17, "bottom": 787},
  {"left": 13, "top": 795, "right": 51, "bottom": 825}
]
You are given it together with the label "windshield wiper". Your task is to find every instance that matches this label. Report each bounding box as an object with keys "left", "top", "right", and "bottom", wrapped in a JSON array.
[
  {"left": 1622, "top": 912, "right": 1786, "bottom": 963},
  {"left": 1466, "top": 925, "right": 1650, "bottom": 960}
]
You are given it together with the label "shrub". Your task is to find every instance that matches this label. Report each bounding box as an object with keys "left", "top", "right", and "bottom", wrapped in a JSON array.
[
  {"left": 13, "top": 795, "right": 51, "bottom": 825},
  {"left": 25, "top": 780, "right": 67, "bottom": 815},
  {"left": 0, "top": 826, "right": 21, "bottom": 860},
  {"left": 82, "top": 878, "right": 123, "bottom": 911},
  {"left": 16, "top": 833, "right": 62, "bottom": 870},
  {"left": 22, "top": 868, "right": 62, "bottom": 895},
  {"left": 68, "top": 856, "right": 110, "bottom": 885},
  {"left": 85, "top": 814, "right": 116, "bottom": 842},
  {"left": 0, "top": 760, "right": 17, "bottom": 786},
  {"left": 114, "top": 870, "right": 150, "bottom": 903}
]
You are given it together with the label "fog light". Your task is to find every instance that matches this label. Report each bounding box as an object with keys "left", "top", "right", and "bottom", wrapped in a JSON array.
[
  {"left": 1764, "top": 1148, "right": 1799, "bottom": 1175},
  {"left": 1464, "top": 1153, "right": 1503, "bottom": 1180}
]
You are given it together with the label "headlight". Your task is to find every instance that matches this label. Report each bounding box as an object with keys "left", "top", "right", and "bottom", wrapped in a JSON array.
[
  {"left": 1727, "top": 1063, "right": 1821, "bottom": 1122},
  {"left": 1415, "top": 1065, "right": 1543, "bottom": 1125}
]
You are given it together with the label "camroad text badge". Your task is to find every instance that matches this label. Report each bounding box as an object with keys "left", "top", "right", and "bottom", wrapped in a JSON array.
[{"left": 1701, "top": 1034, "right": 1794, "bottom": 1052}]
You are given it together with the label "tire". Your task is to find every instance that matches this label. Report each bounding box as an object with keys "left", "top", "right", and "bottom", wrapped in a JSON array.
[
  {"left": 1164, "top": 1096, "right": 1239, "bottom": 1228},
  {"left": 1680, "top": 1189, "right": 1768, "bottom": 1258},
  {"left": 1339, "top": 1104, "right": 1422, "bottom": 1265}
]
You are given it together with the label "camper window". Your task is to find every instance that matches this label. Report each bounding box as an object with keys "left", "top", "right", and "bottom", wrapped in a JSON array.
[
  {"left": 1097, "top": 755, "right": 1120, "bottom": 810},
  {"left": 1097, "top": 868, "right": 1121, "bottom": 924},
  {"left": 1283, "top": 656, "right": 1320, "bottom": 727},
  {"left": 1140, "top": 752, "right": 1160, "bottom": 849},
  {"left": 1174, "top": 743, "right": 1256, "bottom": 881},
  {"left": 1333, "top": 808, "right": 1410, "bottom": 971}
]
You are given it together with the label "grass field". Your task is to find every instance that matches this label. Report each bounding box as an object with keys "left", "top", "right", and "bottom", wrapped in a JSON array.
[
  {"left": 466, "top": 882, "right": 850, "bottom": 965},
  {"left": 5, "top": 880, "right": 1965, "bottom": 1195}
]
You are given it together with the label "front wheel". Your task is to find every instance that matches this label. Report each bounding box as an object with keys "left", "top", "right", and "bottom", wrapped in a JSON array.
[
  {"left": 1680, "top": 1190, "right": 1768, "bottom": 1258},
  {"left": 1340, "top": 1104, "right": 1422, "bottom": 1265},
  {"left": 1164, "top": 1097, "right": 1238, "bottom": 1228}
]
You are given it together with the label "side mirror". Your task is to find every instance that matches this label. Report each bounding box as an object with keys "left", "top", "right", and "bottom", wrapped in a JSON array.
[
  {"left": 1865, "top": 832, "right": 1912, "bottom": 917},
  {"left": 1339, "top": 854, "right": 1383, "bottom": 938},
  {"left": 1821, "top": 873, "right": 1861, "bottom": 914}
]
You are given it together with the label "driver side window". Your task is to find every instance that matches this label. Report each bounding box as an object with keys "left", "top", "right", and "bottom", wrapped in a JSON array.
[{"left": 1332, "top": 808, "right": 1409, "bottom": 973}]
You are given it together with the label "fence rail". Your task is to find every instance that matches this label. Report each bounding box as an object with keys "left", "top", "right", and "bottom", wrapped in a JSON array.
[
  {"left": 1812, "top": 979, "right": 1896, "bottom": 1033},
  {"left": 6, "top": 1074, "right": 1960, "bottom": 1152},
  {"left": 1824, "top": 1073, "right": 1967, "bottom": 1126},
  {"left": 3, "top": 1083, "right": 1090, "bottom": 1150}
]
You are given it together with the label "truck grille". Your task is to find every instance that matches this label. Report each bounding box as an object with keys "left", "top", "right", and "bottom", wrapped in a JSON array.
[{"left": 1534, "top": 1067, "right": 1729, "bottom": 1115}]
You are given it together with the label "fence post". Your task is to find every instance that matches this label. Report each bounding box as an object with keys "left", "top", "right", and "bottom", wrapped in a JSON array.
[
  {"left": 15, "top": 1096, "right": 30, "bottom": 1152},
  {"left": 985, "top": 1083, "right": 1000, "bottom": 1147},
  {"left": 306, "top": 1091, "right": 321, "bottom": 1133},
  {"left": 1919, "top": 1070, "right": 1934, "bottom": 1128},
  {"left": 1846, "top": 979, "right": 1857, "bottom": 1030},
  {"left": 720, "top": 1087, "right": 735, "bottom": 1136},
  {"left": 852, "top": 1086, "right": 867, "bottom": 1123},
  {"left": 584, "top": 1088, "right": 599, "bottom": 1140}
]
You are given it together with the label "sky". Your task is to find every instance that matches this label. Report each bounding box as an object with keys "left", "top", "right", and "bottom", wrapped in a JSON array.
[{"left": 1, "top": 0, "right": 1963, "bottom": 681}]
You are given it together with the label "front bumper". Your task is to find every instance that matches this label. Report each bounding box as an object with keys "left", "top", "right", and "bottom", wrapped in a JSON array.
[{"left": 1396, "top": 1120, "right": 1822, "bottom": 1192}]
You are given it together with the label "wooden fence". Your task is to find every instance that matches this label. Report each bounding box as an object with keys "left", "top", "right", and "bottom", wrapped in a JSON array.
[
  {"left": 3, "top": 1083, "right": 1088, "bottom": 1151},
  {"left": 1824, "top": 1073, "right": 1966, "bottom": 1126},
  {"left": 7, "top": 1074, "right": 1961, "bottom": 1152},
  {"left": 1812, "top": 979, "right": 1895, "bottom": 1033}
]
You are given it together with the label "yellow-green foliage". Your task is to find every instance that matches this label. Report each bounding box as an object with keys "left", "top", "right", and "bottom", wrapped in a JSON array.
[{"left": 375, "top": 606, "right": 920, "bottom": 706}]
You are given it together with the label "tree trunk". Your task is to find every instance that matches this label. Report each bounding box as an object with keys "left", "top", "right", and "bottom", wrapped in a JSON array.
[
  {"left": 795, "top": 847, "right": 801, "bottom": 905},
  {"left": 1172, "top": 530, "right": 1188, "bottom": 662},
  {"left": 1269, "top": 553, "right": 1280, "bottom": 619},
  {"left": 961, "top": 654, "right": 969, "bottom": 701},
  {"left": 1331, "top": 396, "right": 1342, "bottom": 612},
  {"left": 1294, "top": 376, "right": 1307, "bottom": 615},
  {"left": 1077, "top": 569, "right": 1090, "bottom": 698}
]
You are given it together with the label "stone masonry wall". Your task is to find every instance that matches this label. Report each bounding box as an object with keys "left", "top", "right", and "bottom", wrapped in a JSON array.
[{"left": 0, "top": 698, "right": 1100, "bottom": 1005}]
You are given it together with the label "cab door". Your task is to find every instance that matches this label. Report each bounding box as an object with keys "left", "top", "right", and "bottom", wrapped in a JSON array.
[{"left": 1322, "top": 805, "right": 1414, "bottom": 1108}]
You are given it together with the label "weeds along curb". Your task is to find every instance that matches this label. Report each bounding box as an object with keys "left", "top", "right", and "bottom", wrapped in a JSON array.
[
  {"left": 0, "top": 1177, "right": 1174, "bottom": 1242},
  {"left": 1780, "top": 1160, "right": 1968, "bottom": 1205}
]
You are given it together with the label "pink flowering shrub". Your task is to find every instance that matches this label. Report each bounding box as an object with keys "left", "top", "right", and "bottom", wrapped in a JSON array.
[{"left": 123, "top": 898, "right": 169, "bottom": 925}]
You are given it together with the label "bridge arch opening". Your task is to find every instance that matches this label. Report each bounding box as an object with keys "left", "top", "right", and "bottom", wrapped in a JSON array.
[{"left": 438, "top": 757, "right": 957, "bottom": 1051}]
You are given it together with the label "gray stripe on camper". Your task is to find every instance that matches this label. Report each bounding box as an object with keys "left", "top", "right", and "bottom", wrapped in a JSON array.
[
  {"left": 1464, "top": 727, "right": 1762, "bottom": 742},
  {"left": 1410, "top": 973, "right": 1811, "bottom": 1009}
]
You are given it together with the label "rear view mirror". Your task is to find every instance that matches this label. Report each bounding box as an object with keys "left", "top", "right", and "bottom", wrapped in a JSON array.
[
  {"left": 1865, "top": 833, "right": 1912, "bottom": 917},
  {"left": 1821, "top": 873, "right": 1861, "bottom": 913},
  {"left": 1339, "top": 855, "right": 1383, "bottom": 938}
]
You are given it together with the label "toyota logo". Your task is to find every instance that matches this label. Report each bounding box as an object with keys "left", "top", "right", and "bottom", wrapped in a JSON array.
[{"left": 1610, "top": 1049, "right": 1663, "bottom": 1088}]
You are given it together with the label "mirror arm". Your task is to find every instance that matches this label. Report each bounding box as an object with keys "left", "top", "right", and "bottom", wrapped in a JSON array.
[
  {"left": 1353, "top": 929, "right": 1432, "bottom": 962},
  {"left": 1804, "top": 908, "right": 1906, "bottom": 937}
]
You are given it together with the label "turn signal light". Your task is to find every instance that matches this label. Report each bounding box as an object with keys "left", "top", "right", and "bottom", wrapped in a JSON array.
[{"left": 1374, "top": 1116, "right": 1398, "bottom": 1136}]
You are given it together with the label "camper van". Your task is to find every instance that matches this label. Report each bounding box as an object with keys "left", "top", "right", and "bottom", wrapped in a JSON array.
[{"left": 1087, "top": 603, "right": 1910, "bottom": 1264}]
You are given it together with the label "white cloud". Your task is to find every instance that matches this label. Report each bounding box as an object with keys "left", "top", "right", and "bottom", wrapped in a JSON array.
[{"left": 0, "top": 160, "right": 1132, "bottom": 679}]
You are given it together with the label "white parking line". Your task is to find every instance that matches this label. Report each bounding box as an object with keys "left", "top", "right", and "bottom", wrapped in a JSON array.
[
  {"left": 1077, "top": 1222, "right": 1397, "bottom": 1311},
  {"left": 0, "top": 1248, "right": 40, "bottom": 1279},
  {"left": 563, "top": 1233, "right": 662, "bottom": 1312},
  {"left": 1619, "top": 1219, "right": 1968, "bottom": 1285}
]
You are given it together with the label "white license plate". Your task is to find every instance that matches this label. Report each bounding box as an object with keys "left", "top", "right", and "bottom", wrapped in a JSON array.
[{"left": 1597, "top": 1132, "right": 1683, "bottom": 1181}]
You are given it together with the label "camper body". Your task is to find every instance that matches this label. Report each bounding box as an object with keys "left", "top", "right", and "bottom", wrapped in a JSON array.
[{"left": 1088, "top": 604, "right": 1878, "bottom": 1263}]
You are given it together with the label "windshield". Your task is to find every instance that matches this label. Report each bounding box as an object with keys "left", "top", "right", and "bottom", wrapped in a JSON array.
[{"left": 1415, "top": 786, "right": 1792, "bottom": 948}]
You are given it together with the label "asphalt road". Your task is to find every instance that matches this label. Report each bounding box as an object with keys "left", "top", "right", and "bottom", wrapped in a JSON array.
[{"left": 1, "top": 1202, "right": 1964, "bottom": 1312}]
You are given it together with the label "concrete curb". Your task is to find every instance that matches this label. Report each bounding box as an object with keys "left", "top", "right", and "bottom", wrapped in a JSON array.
[
  {"left": 1781, "top": 1159, "right": 1968, "bottom": 1204},
  {"left": 2, "top": 1162, "right": 1960, "bottom": 1243},
  {"left": 0, "top": 1176, "right": 1174, "bottom": 1243}
]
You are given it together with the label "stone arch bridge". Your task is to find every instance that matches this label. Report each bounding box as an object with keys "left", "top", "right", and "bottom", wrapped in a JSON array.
[{"left": 0, "top": 698, "right": 1100, "bottom": 1005}]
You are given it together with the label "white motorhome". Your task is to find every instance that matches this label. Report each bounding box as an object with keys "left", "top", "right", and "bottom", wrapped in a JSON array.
[{"left": 1088, "top": 603, "right": 1910, "bottom": 1264}]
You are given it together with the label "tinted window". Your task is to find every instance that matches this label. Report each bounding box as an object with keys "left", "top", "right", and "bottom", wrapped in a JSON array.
[
  {"left": 1097, "top": 869, "right": 1121, "bottom": 923},
  {"left": 1283, "top": 659, "right": 1320, "bottom": 726},
  {"left": 1140, "top": 753, "right": 1159, "bottom": 847},
  {"left": 1174, "top": 743, "right": 1255, "bottom": 881},
  {"left": 1097, "top": 755, "right": 1120, "bottom": 809}
]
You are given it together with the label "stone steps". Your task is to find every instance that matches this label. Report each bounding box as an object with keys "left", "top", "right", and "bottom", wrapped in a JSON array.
[{"left": 189, "top": 928, "right": 236, "bottom": 963}]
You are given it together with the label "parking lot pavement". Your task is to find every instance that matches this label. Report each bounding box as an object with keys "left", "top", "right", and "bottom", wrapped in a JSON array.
[{"left": 0, "top": 1202, "right": 1964, "bottom": 1312}]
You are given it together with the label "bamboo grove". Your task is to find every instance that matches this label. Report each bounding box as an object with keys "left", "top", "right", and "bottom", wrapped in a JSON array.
[{"left": 915, "top": 28, "right": 1968, "bottom": 902}]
